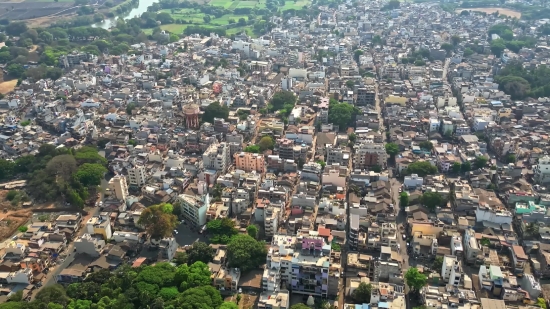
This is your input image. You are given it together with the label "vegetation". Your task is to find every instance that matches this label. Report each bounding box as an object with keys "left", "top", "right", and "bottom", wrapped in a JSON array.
[
  {"left": 420, "top": 192, "right": 446, "bottom": 212},
  {"left": 399, "top": 192, "right": 409, "bottom": 208},
  {"left": 246, "top": 225, "right": 258, "bottom": 239},
  {"left": 495, "top": 61, "right": 550, "bottom": 99},
  {"left": 207, "top": 218, "right": 238, "bottom": 244},
  {"left": 328, "top": 98, "right": 359, "bottom": 131},
  {"left": 270, "top": 91, "right": 297, "bottom": 111},
  {"left": 385, "top": 143, "right": 399, "bottom": 159},
  {"left": 17, "top": 226, "right": 28, "bottom": 233},
  {"left": 404, "top": 161, "right": 438, "bottom": 177},
  {"left": 138, "top": 203, "right": 178, "bottom": 240},
  {"left": 227, "top": 234, "right": 267, "bottom": 272},
  {"left": 3, "top": 261, "right": 237, "bottom": 309},
  {"left": 432, "top": 256, "right": 443, "bottom": 271},
  {"left": 244, "top": 145, "right": 260, "bottom": 153},
  {"left": 203, "top": 102, "right": 229, "bottom": 124},
  {"left": 331, "top": 242, "right": 341, "bottom": 252},
  {"left": 186, "top": 241, "right": 216, "bottom": 265},
  {"left": 452, "top": 162, "right": 461, "bottom": 174},
  {"left": 352, "top": 282, "right": 372, "bottom": 303},
  {"left": 474, "top": 156, "right": 488, "bottom": 169},
  {"left": 405, "top": 267, "right": 427, "bottom": 291},
  {"left": 461, "top": 161, "right": 472, "bottom": 173},
  {"left": 258, "top": 136, "right": 275, "bottom": 152},
  {"left": 418, "top": 141, "right": 433, "bottom": 151}
]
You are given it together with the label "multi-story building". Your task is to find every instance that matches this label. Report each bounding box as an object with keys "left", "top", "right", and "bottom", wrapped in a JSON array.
[
  {"left": 277, "top": 138, "right": 307, "bottom": 161},
  {"left": 534, "top": 155, "right": 550, "bottom": 184},
  {"left": 234, "top": 152, "right": 265, "bottom": 173},
  {"left": 176, "top": 183, "right": 210, "bottom": 226},
  {"left": 349, "top": 214, "right": 359, "bottom": 249},
  {"left": 128, "top": 165, "right": 147, "bottom": 187},
  {"left": 356, "top": 86, "right": 376, "bottom": 106},
  {"left": 354, "top": 140, "right": 387, "bottom": 168},
  {"left": 86, "top": 213, "right": 112, "bottom": 240},
  {"left": 326, "top": 145, "right": 350, "bottom": 166},
  {"left": 441, "top": 255, "right": 461, "bottom": 286},
  {"left": 264, "top": 205, "right": 281, "bottom": 237},
  {"left": 108, "top": 175, "right": 128, "bottom": 201},
  {"left": 203, "top": 142, "right": 231, "bottom": 172}
]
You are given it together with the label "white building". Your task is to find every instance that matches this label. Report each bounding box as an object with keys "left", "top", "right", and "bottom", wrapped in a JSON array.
[
  {"left": 475, "top": 204, "right": 512, "bottom": 225},
  {"left": 108, "top": 175, "right": 128, "bottom": 201},
  {"left": 203, "top": 142, "right": 231, "bottom": 172},
  {"left": 353, "top": 140, "right": 388, "bottom": 168},
  {"left": 441, "top": 255, "right": 461, "bottom": 286},
  {"left": 534, "top": 155, "right": 550, "bottom": 184},
  {"left": 128, "top": 165, "right": 147, "bottom": 187},
  {"left": 403, "top": 174, "right": 423, "bottom": 188},
  {"left": 176, "top": 182, "right": 209, "bottom": 226}
]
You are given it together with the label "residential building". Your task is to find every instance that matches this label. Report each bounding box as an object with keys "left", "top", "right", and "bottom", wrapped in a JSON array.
[
  {"left": 128, "top": 165, "right": 147, "bottom": 187},
  {"left": 354, "top": 141, "right": 387, "bottom": 168},
  {"left": 234, "top": 152, "right": 265, "bottom": 173},
  {"left": 108, "top": 175, "right": 129, "bottom": 201},
  {"left": 86, "top": 214, "right": 112, "bottom": 240}
]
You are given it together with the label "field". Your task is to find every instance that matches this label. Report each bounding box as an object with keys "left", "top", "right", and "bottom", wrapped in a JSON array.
[
  {"left": 207, "top": 0, "right": 268, "bottom": 9},
  {"left": 0, "top": 80, "right": 18, "bottom": 94},
  {"left": 455, "top": 7, "right": 522, "bottom": 18},
  {"left": 0, "top": 1, "right": 76, "bottom": 20}
]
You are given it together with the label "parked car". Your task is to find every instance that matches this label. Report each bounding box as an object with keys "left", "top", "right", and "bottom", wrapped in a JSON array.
[{"left": 173, "top": 229, "right": 179, "bottom": 235}]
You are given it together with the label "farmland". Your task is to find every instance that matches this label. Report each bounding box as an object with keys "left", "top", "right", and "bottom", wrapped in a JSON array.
[{"left": 455, "top": 7, "right": 522, "bottom": 18}]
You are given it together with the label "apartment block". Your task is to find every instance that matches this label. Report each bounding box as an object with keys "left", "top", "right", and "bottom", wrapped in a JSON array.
[
  {"left": 86, "top": 213, "right": 112, "bottom": 240},
  {"left": 353, "top": 140, "right": 388, "bottom": 168},
  {"left": 108, "top": 175, "right": 129, "bottom": 201},
  {"left": 128, "top": 165, "right": 147, "bottom": 187},
  {"left": 203, "top": 142, "right": 231, "bottom": 172},
  {"left": 177, "top": 183, "right": 210, "bottom": 226},
  {"left": 234, "top": 152, "right": 265, "bottom": 173}
]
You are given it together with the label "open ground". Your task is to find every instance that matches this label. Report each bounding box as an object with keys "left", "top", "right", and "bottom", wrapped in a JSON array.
[{"left": 455, "top": 7, "right": 522, "bottom": 18}]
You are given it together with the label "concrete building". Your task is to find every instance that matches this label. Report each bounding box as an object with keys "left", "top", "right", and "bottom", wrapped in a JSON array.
[
  {"left": 74, "top": 234, "right": 106, "bottom": 257},
  {"left": 86, "top": 214, "right": 112, "bottom": 240},
  {"left": 203, "top": 142, "right": 231, "bottom": 172},
  {"left": 534, "top": 155, "right": 550, "bottom": 184},
  {"left": 128, "top": 165, "right": 147, "bottom": 187},
  {"left": 234, "top": 152, "right": 265, "bottom": 173},
  {"left": 354, "top": 141, "right": 387, "bottom": 168},
  {"left": 441, "top": 255, "right": 461, "bottom": 286},
  {"left": 177, "top": 182, "right": 210, "bottom": 226},
  {"left": 108, "top": 175, "right": 129, "bottom": 201}
]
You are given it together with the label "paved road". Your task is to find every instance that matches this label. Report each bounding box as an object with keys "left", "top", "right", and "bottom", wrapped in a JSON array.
[{"left": 174, "top": 222, "right": 209, "bottom": 246}]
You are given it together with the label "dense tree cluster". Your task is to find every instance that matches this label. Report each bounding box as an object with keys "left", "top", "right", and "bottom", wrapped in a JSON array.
[
  {"left": 328, "top": 99, "right": 359, "bottom": 131},
  {"left": 0, "top": 145, "right": 106, "bottom": 207},
  {"left": 404, "top": 161, "right": 438, "bottom": 177},
  {"left": 138, "top": 203, "right": 178, "bottom": 239},
  {"left": 0, "top": 262, "right": 238, "bottom": 309},
  {"left": 202, "top": 102, "right": 230, "bottom": 124},
  {"left": 495, "top": 61, "right": 550, "bottom": 99}
]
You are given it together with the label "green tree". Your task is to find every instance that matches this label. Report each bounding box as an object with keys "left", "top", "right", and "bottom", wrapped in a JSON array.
[
  {"left": 405, "top": 161, "right": 437, "bottom": 177},
  {"left": 474, "top": 156, "right": 488, "bottom": 169},
  {"left": 172, "top": 285, "right": 222, "bottom": 309},
  {"left": 220, "top": 302, "right": 239, "bottom": 309},
  {"left": 399, "top": 192, "right": 409, "bottom": 208},
  {"left": 452, "top": 162, "right": 461, "bottom": 174},
  {"left": 537, "top": 298, "right": 547, "bottom": 309},
  {"left": 420, "top": 192, "right": 445, "bottom": 212},
  {"left": 405, "top": 267, "right": 427, "bottom": 291},
  {"left": 258, "top": 136, "right": 275, "bottom": 151},
  {"left": 6, "top": 63, "right": 25, "bottom": 78},
  {"left": 349, "top": 133, "right": 357, "bottom": 143},
  {"left": 328, "top": 100, "right": 358, "bottom": 130},
  {"left": 138, "top": 203, "right": 178, "bottom": 239},
  {"left": 440, "top": 43, "right": 453, "bottom": 53},
  {"left": 463, "top": 48, "right": 474, "bottom": 57},
  {"left": 346, "top": 80, "right": 355, "bottom": 89},
  {"left": 352, "top": 282, "right": 372, "bottom": 303},
  {"left": 461, "top": 161, "right": 471, "bottom": 172},
  {"left": 291, "top": 304, "right": 311, "bottom": 309},
  {"left": 186, "top": 241, "right": 215, "bottom": 265},
  {"left": 35, "top": 285, "right": 70, "bottom": 307},
  {"left": 432, "top": 256, "right": 444, "bottom": 271},
  {"left": 227, "top": 234, "right": 267, "bottom": 272},
  {"left": 45, "top": 154, "right": 78, "bottom": 182},
  {"left": 203, "top": 102, "right": 229, "bottom": 124},
  {"left": 372, "top": 165, "right": 382, "bottom": 173},
  {"left": 506, "top": 154, "right": 516, "bottom": 163},
  {"left": 316, "top": 160, "right": 326, "bottom": 169},
  {"left": 75, "top": 163, "right": 107, "bottom": 187},
  {"left": 247, "top": 225, "right": 258, "bottom": 238},
  {"left": 270, "top": 91, "right": 296, "bottom": 111},
  {"left": 490, "top": 38, "right": 506, "bottom": 57},
  {"left": 525, "top": 222, "right": 539, "bottom": 238},
  {"left": 418, "top": 141, "right": 433, "bottom": 151},
  {"left": 173, "top": 251, "right": 188, "bottom": 265},
  {"left": 451, "top": 35, "right": 461, "bottom": 46},
  {"left": 244, "top": 145, "right": 260, "bottom": 153},
  {"left": 385, "top": 143, "right": 399, "bottom": 158}
]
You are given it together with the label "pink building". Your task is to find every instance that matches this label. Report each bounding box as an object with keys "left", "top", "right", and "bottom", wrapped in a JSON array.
[{"left": 234, "top": 152, "right": 265, "bottom": 173}]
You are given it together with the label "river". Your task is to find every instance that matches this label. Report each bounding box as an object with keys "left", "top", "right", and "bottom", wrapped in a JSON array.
[{"left": 92, "top": 0, "right": 159, "bottom": 29}]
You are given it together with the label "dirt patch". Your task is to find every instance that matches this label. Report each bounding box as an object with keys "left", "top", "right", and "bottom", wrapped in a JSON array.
[
  {"left": 455, "top": 7, "right": 522, "bottom": 18},
  {"left": 0, "top": 79, "right": 17, "bottom": 94},
  {"left": 26, "top": 13, "right": 77, "bottom": 27},
  {"left": 224, "top": 293, "right": 258, "bottom": 309}
]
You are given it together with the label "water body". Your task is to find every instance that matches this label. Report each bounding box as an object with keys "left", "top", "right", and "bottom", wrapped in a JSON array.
[{"left": 92, "top": 0, "right": 159, "bottom": 29}]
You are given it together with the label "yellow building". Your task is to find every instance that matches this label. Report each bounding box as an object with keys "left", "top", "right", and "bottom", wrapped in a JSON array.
[{"left": 86, "top": 214, "right": 112, "bottom": 240}]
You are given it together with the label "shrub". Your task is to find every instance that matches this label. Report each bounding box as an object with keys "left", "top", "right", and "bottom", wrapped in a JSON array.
[{"left": 6, "top": 190, "right": 18, "bottom": 201}]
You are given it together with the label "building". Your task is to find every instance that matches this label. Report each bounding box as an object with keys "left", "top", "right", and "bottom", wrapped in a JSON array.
[
  {"left": 441, "top": 255, "right": 461, "bottom": 286},
  {"left": 356, "top": 86, "right": 376, "bottom": 106},
  {"left": 212, "top": 267, "right": 241, "bottom": 292},
  {"left": 108, "top": 175, "right": 129, "bottom": 201},
  {"left": 74, "top": 234, "right": 106, "bottom": 257},
  {"left": 403, "top": 174, "right": 423, "bottom": 189},
  {"left": 177, "top": 183, "right": 210, "bottom": 226},
  {"left": 234, "top": 152, "right": 265, "bottom": 173},
  {"left": 203, "top": 142, "right": 231, "bottom": 172},
  {"left": 534, "top": 155, "right": 550, "bottom": 184},
  {"left": 354, "top": 141, "right": 387, "bottom": 168},
  {"left": 349, "top": 214, "right": 359, "bottom": 249},
  {"left": 128, "top": 165, "right": 147, "bottom": 187},
  {"left": 86, "top": 214, "right": 112, "bottom": 240}
]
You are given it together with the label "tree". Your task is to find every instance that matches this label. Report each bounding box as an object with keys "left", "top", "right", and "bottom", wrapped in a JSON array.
[
  {"left": 506, "top": 154, "right": 516, "bottom": 163},
  {"left": 258, "top": 136, "right": 275, "bottom": 151},
  {"left": 220, "top": 302, "right": 239, "bottom": 309},
  {"left": 236, "top": 294, "right": 242, "bottom": 304},
  {"left": 490, "top": 38, "right": 506, "bottom": 57},
  {"left": 525, "top": 222, "right": 539, "bottom": 238},
  {"left": 186, "top": 242, "right": 215, "bottom": 265},
  {"left": 203, "top": 102, "right": 229, "bottom": 124},
  {"left": 18, "top": 226, "right": 28, "bottom": 232},
  {"left": 537, "top": 298, "right": 547, "bottom": 309},
  {"left": 270, "top": 91, "right": 296, "bottom": 111},
  {"left": 244, "top": 145, "right": 260, "bottom": 153},
  {"left": 39, "top": 31, "right": 53, "bottom": 44},
  {"left": 463, "top": 48, "right": 474, "bottom": 57},
  {"left": 352, "top": 282, "right": 372, "bottom": 303},
  {"left": 316, "top": 160, "right": 326, "bottom": 169},
  {"left": 156, "top": 12, "right": 174, "bottom": 24},
  {"left": 173, "top": 251, "right": 188, "bottom": 265},
  {"left": 138, "top": 203, "right": 178, "bottom": 239},
  {"left": 207, "top": 218, "right": 238, "bottom": 244},
  {"left": 5, "top": 21, "right": 28, "bottom": 36},
  {"left": 346, "top": 80, "right": 355, "bottom": 89},
  {"left": 173, "top": 285, "right": 222, "bottom": 309},
  {"left": 291, "top": 304, "right": 311, "bottom": 309},
  {"left": 35, "top": 285, "right": 70, "bottom": 307},
  {"left": 498, "top": 76, "right": 530, "bottom": 100},
  {"left": 238, "top": 18, "right": 246, "bottom": 26},
  {"left": 45, "top": 154, "right": 77, "bottom": 182},
  {"left": 349, "top": 133, "right": 357, "bottom": 143},
  {"left": 418, "top": 141, "right": 433, "bottom": 151},
  {"left": 451, "top": 35, "right": 461, "bottom": 46},
  {"left": 452, "top": 162, "right": 461, "bottom": 174},
  {"left": 75, "top": 163, "right": 107, "bottom": 187},
  {"left": 385, "top": 143, "right": 399, "bottom": 158},
  {"left": 174, "top": 261, "right": 212, "bottom": 291},
  {"left": 328, "top": 99, "right": 358, "bottom": 130},
  {"left": 353, "top": 49, "right": 363, "bottom": 63},
  {"left": 399, "top": 192, "right": 409, "bottom": 208},
  {"left": 420, "top": 192, "right": 445, "bottom": 212},
  {"left": 474, "top": 156, "right": 488, "bottom": 169},
  {"left": 405, "top": 267, "right": 427, "bottom": 291},
  {"left": 227, "top": 234, "right": 267, "bottom": 272},
  {"left": 440, "top": 43, "right": 453, "bottom": 54},
  {"left": 405, "top": 161, "right": 437, "bottom": 177},
  {"left": 372, "top": 165, "right": 382, "bottom": 173},
  {"left": 247, "top": 225, "right": 258, "bottom": 238},
  {"left": 432, "top": 256, "right": 443, "bottom": 271},
  {"left": 461, "top": 161, "right": 471, "bottom": 173},
  {"left": 6, "top": 63, "right": 24, "bottom": 78}
]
